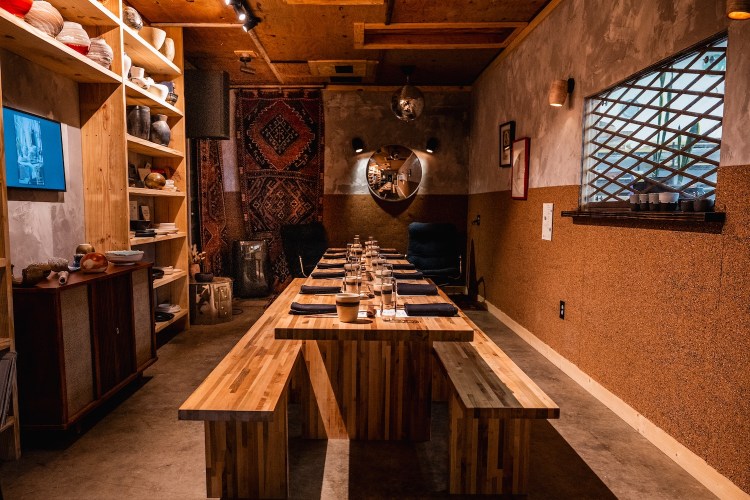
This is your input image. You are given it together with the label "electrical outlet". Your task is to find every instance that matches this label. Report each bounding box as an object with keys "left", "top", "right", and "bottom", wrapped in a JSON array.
[{"left": 559, "top": 300, "right": 565, "bottom": 320}]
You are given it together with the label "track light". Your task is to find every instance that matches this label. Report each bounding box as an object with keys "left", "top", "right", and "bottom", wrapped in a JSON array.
[
  {"left": 242, "top": 16, "right": 260, "bottom": 32},
  {"left": 233, "top": 4, "right": 247, "bottom": 21},
  {"left": 425, "top": 137, "right": 439, "bottom": 154},
  {"left": 352, "top": 137, "right": 365, "bottom": 154},
  {"left": 226, "top": 0, "right": 240, "bottom": 5}
]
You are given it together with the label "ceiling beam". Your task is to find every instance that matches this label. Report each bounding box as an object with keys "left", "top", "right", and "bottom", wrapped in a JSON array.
[
  {"left": 248, "top": 30, "right": 285, "bottom": 84},
  {"left": 354, "top": 22, "right": 528, "bottom": 50}
]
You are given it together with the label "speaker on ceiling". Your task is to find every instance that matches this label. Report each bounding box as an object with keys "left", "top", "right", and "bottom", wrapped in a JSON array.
[{"left": 185, "top": 70, "right": 230, "bottom": 139}]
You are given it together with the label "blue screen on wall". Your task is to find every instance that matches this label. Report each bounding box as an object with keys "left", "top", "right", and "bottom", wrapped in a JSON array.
[{"left": 3, "top": 107, "right": 66, "bottom": 191}]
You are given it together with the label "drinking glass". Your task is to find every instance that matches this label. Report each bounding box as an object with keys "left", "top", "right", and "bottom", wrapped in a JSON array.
[{"left": 380, "top": 276, "right": 397, "bottom": 319}]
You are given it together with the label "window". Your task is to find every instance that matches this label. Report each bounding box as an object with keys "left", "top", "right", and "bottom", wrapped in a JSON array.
[{"left": 581, "top": 34, "right": 726, "bottom": 206}]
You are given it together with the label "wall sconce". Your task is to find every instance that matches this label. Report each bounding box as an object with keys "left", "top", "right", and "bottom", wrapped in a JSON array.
[
  {"left": 727, "top": 0, "right": 750, "bottom": 19},
  {"left": 548, "top": 78, "right": 575, "bottom": 107},
  {"left": 352, "top": 137, "right": 365, "bottom": 153},
  {"left": 425, "top": 137, "right": 439, "bottom": 153}
]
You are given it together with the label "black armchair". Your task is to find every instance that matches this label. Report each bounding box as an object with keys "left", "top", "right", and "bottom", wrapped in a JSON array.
[
  {"left": 280, "top": 222, "right": 328, "bottom": 278},
  {"left": 406, "top": 222, "right": 463, "bottom": 286}
]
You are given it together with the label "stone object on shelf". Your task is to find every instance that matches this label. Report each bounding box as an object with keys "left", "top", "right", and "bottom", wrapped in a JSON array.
[
  {"left": 80, "top": 252, "right": 108, "bottom": 273},
  {"left": 150, "top": 114, "right": 171, "bottom": 146},
  {"left": 122, "top": 6, "right": 143, "bottom": 31},
  {"left": 127, "top": 105, "right": 151, "bottom": 140},
  {"left": 144, "top": 172, "right": 166, "bottom": 190},
  {"left": 24, "top": 1, "right": 63, "bottom": 37},
  {"left": 55, "top": 21, "right": 91, "bottom": 55},
  {"left": 159, "top": 37, "right": 175, "bottom": 61},
  {"left": 0, "top": 0, "right": 32, "bottom": 18},
  {"left": 87, "top": 38, "right": 114, "bottom": 69}
]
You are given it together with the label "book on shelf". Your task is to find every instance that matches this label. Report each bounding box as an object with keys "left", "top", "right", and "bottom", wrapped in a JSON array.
[{"left": 0, "top": 350, "right": 17, "bottom": 427}]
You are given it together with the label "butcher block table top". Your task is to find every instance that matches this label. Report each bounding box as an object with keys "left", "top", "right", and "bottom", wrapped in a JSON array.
[{"left": 273, "top": 252, "right": 474, "bottom": 342}]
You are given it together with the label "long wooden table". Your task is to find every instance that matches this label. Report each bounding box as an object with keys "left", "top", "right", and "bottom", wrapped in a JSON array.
[{"left": 271, "top": 254, "right": 474, "bottom": 441}]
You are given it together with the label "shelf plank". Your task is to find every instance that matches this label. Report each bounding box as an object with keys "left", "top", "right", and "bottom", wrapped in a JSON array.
[
  {"left": 125, "top": 81, "right": 183, "bottom": 118},
  {"left": 126, "top": 134, "right": 184, "bottom": 158},
  {"left": 128, "top": 187, "right": 186, "bottom": 198},
  {"left": 153, "top": 270, "right": 188, "bottom": 289},
  {"left": 0, "top": 257, "right": 6, "bottom": 268},
  {"left": 155, "top": 309, "right": 188, "bottom": 333},
  {"left": 561, "top": 210, "right": 725, "bottom": 223},
  {"left": 123, "top": 26, "right": 181, "bottom": 76},
  {"left": 0, "top": 415, "right": 16, "bottom": 434},
  {"left": 46, "top": 0, "right": 119, "bottom": 27},
  {"left": 0, "top": 9, "right": 122, "bottom": 84},
  {"left": 130, "top": 232, "right": 187, "bottom": 247},
  {"left": 0, "top": 338, "right": 10, "bottom": 351}
]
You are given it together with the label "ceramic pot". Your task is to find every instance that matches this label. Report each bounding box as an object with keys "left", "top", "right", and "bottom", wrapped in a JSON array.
[
  {"left": 24, "top": 1, "right": 63, "bottom": 36},
  {"left": 126, "top": 105, "right": 150, "bottom": 140},
  {"left": 159, "top": 37, "right": 175, "bottom": 61},
  {"left": 189, "top": 263, "right": 201, "bottom": 278},
  {"left": 145, "top": 172, "right": 166, "bottom": 189},
  {"left": 148, "top": 83, "right": 169, "bottom": 101},
  {"left": 122, "top": 53, "right": 131, "bottom": 78},
  {"left": 165, "top": 92, "right": 178, "bottom": 105},
  {"left": 87, "top": 37, "right": 113, "bottom": 69},
  {"left": 0, "top": 0, "right": 32, "bottom": 18},
  {"left": 122, "top": 6, "right": 143, "bottom": 30},
  {"left": 195, "top": 272, "right": 214, "bottom": 283},
  {"left": 80, "top": 252, "right": 109, "bottom": 273},
  {"left": 56, "top": 21, "right": 90, "bottom": 55},
  {"left": 75, "top": 243, "right": 95, "bottom": 254},
  {"left": 140, "top": 26, "right": 166, "bottom": 50},
  {"left": 150, "top": 114, "right": 171, "bottom": 146}
]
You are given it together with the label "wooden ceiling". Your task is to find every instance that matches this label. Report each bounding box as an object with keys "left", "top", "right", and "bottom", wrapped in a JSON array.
[{"left": 127, "top": 0, "right": 556, "bottom": 86}]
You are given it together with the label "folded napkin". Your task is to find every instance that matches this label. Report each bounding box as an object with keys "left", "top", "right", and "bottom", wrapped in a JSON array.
[
  {"left": 397, "top": 283, "right": 438, "bottom": 296},
  {"left": 290, "top": 302, "right": 337, "bottom": 315},
  {"left": 328, "top": 247, "right": 346, "bottom": 252},
  {"left": 404, "top": 303, "right": 458, "bottom": 317},
  {"left": 311, "top": 270, "right": 346, "bottom": 279},
  {"left": 300, "top": 285, "right": 342, "bottom": 294},
  {"left": 393, "top": 271, "right": 424, "bottom": 280},
  {"left": 324, "top": 253, "right": 346, "bottom": 258},
  {"left": 390, "top": 263, "right": 416, "bottom": 270},
  {"left": 317, "top": 261, "right": 345, "bottom": 269},
  {"left": 382, "top": 254, "right": 404, "bottom": 260},
  {"left": 379, "top": 248, "right": 398, "bottom": 253}
]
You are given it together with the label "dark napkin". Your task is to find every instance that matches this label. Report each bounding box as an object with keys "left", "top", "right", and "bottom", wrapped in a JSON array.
[
  {"left": 393, "top": 271, "right": 424, "bottom": 280},
  {"left": 404, "top": 303, "right": 458, "bottom": 317},
  {"left": 300, "top": 285, "right": 342, "bottom": 294},
  {"left": 390, "top": 263, "right": 416, "bottom": 270},
  {"left": 290, "top": 302, "right": 337, "bottom": 315},
  {"left": 328, "top": 247, "right": 346, "bottom": 252},
  {"left": 324, "top": 253, "right": 346, "bottom": 259},
  {"left": 397, "top": 283, "right": 438, "bottom": 296},
  {"left": 379, "top": 248, "right": 398, "bottom": 253},
  {"left": 317, "top": 261, "right": 345, "bottom": 269},
  {"left": 311, "top": 270, "right": 346, "bottom": 279},
  {"left": 382, "top": 254, "right": 404, "bottom": 260}
]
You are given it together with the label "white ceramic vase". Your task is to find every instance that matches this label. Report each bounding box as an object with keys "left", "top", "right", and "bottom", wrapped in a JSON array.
[{"left": 122, "top": 53, "right": 131, "bottom": 78}]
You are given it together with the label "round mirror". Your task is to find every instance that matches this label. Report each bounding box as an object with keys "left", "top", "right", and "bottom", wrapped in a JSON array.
[{"left": 366, "top": 145, "right": 423, "bottom": 201}]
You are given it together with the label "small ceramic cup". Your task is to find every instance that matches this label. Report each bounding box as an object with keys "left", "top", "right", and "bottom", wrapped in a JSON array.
[
  {"left": 648, "top": 193, "right": 660, "bottom": 211},
  {"left": 335, "top": 293, "right": 360, "bottom": 323},
  {"left": 130, "top": 65, "right": 145, "bottom": 79}
]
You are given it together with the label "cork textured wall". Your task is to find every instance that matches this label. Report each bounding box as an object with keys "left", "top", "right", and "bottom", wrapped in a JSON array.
[{"left": 468, "top": 0, "right": 749, "bottom": 493}]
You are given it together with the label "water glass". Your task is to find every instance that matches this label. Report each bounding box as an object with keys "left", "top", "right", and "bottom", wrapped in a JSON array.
[
  {"left": 379, "top": 276, "right": 397, "bottom": 318},
  {"left": 342, "top": 275, "right": 362, "bottom": 294}
]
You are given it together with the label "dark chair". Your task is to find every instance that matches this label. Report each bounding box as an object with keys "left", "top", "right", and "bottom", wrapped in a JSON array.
[
  {"left": 406, "top": 222, "right": 463, "bottom": 286},
  {"left": 280, "top": 222, "right": 328, "bottom": 278}
]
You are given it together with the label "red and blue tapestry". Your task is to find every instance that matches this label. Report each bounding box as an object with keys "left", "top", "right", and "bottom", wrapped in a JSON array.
[
  {"left": 236, "top": 89, "right": 324, "bottom": 283},
  {"left": 197, "top": 139, "right": 231, "bottom": 277}
]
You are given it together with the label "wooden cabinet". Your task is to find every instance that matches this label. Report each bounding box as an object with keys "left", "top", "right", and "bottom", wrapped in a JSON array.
[{"left": 12, "top": 264, "right": 155, "bottom": 430}]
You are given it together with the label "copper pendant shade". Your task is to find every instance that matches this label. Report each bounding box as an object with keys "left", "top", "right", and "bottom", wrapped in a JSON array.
[
  {"left": 391, "top": 66, "right": 425, "bottom": 122},
  {"left": 727, "top": 0, "right": 750, "bottom": 19}
]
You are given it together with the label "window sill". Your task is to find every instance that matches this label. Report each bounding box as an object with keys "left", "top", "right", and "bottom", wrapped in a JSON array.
[{"left": 561, "top": 210, "right": 725, "bottom": 224}]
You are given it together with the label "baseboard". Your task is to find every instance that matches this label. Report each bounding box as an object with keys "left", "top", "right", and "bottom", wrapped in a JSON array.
[{"left": 479, "top": 297, "right": 749, "bottom": 500}]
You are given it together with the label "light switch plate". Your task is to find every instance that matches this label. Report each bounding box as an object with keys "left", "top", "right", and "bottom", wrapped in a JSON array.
[{"left": 542, "top": 203, "right": 554, "bottom": 241}]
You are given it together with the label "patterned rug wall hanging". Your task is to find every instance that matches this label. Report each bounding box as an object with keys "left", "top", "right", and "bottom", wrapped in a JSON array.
[
  {"left": 236, "top": 89, "right": 325, "bottom": 283},
  {"left": 197, "top": 139, "right": 231, "bottom": 277}
]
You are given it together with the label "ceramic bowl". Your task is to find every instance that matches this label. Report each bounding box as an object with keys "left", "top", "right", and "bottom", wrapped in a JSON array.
[
  {"left": 148, "top": 83, "right": 169, "bottom": 101},
  {"left": 105, "top": 250, "right": 144, "bottom": 265},
  {"left": 24, "top": 0, "right": 63, "bottom": 37},
  {"left": 130, "top": 65, "right": 145, "bottom": 79},
  {"left": 658, "top": 192, "right": 679, "bottom": 203},
  {"left": 76, "top": 243, "right": 96, "bottom": 254},
  {"left": 80, "top": 252, "right": 109, "bottom": 273},
  {"left": 140, "top": 26, "right": 166, "bottom": 50}
]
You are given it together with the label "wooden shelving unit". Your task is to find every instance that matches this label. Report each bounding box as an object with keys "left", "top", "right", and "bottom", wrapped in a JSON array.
[
  {"left": 0, "top": 0, "right": 191, "bottom": 453},
  {"left": 155, "top": 309, "right": 188, "bottom": 333},
  {"left": 153, "top": 270, "right": 188, "bottom": 290}
]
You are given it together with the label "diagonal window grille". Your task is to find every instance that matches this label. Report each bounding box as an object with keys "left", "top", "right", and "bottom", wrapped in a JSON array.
[{"left": 581, "top": 34, "right": 726, "bottom": 205}]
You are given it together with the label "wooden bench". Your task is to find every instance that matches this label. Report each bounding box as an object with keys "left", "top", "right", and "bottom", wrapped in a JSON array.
[
  {"left": 433, "top": 314, "right": 559, "bottom": 496},
  {"left": 179, "top": 279, "right": 304, "bottom": 499}
]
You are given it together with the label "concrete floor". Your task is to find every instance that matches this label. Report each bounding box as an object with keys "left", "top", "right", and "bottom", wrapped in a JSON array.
[{"left": 0, "top": 299, "right": 716, "bottom": 499}]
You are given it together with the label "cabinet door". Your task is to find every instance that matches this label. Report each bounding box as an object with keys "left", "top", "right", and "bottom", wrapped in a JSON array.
[{"left": 92, "top": 275, "right": 135, "bottom": 395}]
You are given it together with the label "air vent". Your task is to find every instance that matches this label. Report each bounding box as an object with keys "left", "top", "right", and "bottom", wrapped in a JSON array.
[
  {"left": 353, "top": 22, "right": 527, "bottom": 49},
  {"left": 308, "top": 60, "right": 378, "bottom": 81},
  {"left": 330, "top": 76, "right": 363, "bottom": 83},
  {"left": 335, "top": 65, "right": 354, "bottom": 74}
]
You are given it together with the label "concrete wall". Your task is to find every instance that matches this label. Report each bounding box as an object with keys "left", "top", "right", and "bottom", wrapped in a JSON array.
[
  {"left": 468, "top": 0, "right": 749, "bottom": 493},
  {"left": 1, "top": 51, "right": 85, "bottom": 273}
]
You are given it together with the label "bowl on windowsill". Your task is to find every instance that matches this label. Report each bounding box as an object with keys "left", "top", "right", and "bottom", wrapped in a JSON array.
[{"left": 195, "top": 272, "right": 213, "bottom": 283}]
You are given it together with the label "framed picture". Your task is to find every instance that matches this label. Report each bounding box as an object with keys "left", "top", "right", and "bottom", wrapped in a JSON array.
[
  {"left": 511, "top": 137, "right": 530, "bottom": 200},
  {"left": 499, "top": 120, "right": 515, "bottom": 168},
  {"left": 2, "top": 106, "right": 66, "bottom": 191}
]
